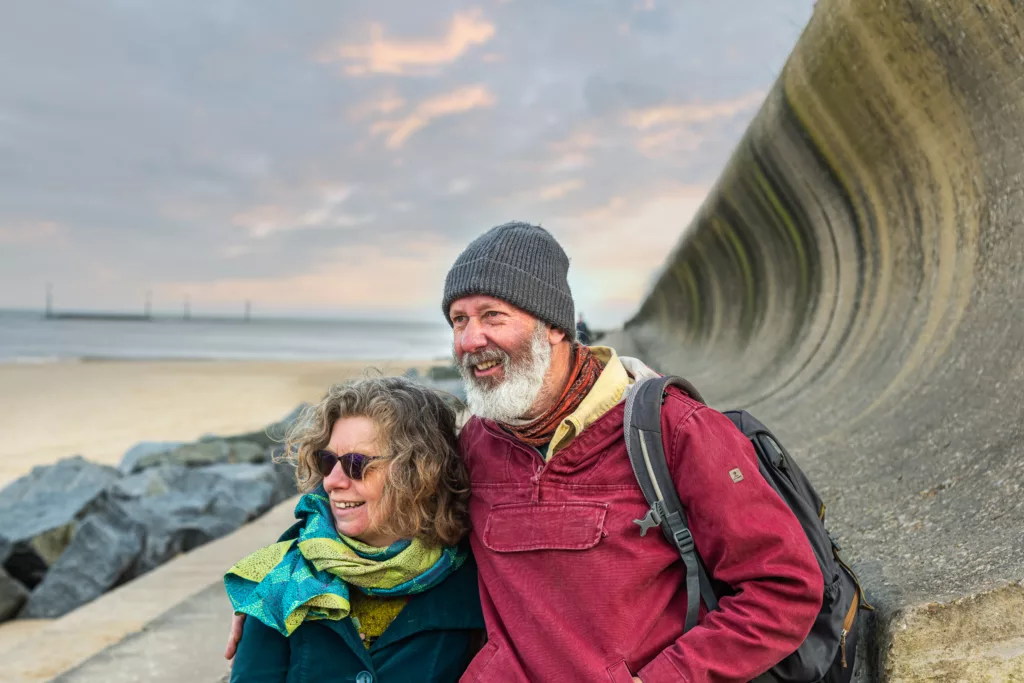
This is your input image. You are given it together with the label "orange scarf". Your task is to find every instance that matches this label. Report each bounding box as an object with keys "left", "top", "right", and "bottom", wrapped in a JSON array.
[{"left": 503, "top": 345, "right": 604, "bottom": 447}]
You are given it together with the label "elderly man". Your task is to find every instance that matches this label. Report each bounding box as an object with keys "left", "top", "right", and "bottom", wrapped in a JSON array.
[{"left": 445, "top": 222, "right": 822, "bottom": 682}]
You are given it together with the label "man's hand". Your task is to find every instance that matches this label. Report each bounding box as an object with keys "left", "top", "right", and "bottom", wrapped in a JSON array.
[{"left": 224, "top": 613, "right": 246, "bottom": 660}]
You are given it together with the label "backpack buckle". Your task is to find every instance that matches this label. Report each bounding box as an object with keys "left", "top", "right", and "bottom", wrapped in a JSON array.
[
  {"left": 673, "top": 527, "right": 695, "bottom": 554},
  {"left": 634, "top": 502, "right": 663, "bottom": 537}
]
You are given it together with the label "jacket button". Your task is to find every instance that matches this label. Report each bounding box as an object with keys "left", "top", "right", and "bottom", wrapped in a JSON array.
[{"left": 355, "top": 672, "right": 373, "bottom": 683}]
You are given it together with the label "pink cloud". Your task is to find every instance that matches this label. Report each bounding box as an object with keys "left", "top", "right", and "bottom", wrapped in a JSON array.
[
  {"left": 323, "top": 10, "right": 495, "bottom": 76},
  {"left": 625, "top": 91, "right": 766, "bottom": 130},
  {"left": 371, "top": 85, "right": 496, "bottom": 149}
]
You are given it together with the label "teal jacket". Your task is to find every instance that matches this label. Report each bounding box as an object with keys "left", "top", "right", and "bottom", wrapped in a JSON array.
[{"left": 229, "top": 535, "right": 484, "bottom": 683}]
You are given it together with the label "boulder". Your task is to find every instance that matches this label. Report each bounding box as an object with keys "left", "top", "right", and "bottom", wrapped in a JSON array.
[
  {"left": 118, "top": 441, "right": 183, "bottom": 474},
  {"left": 201, "top": 462, "right": 296, "bottom": 508},
  {"left": 123, "top": 491, "right": 249, "bottom": 579},
  {"left": 111, "top": 464, "right": 190, "bottom": 499},
  {"left": 0, "top": 566, "right": 28, "bottom": 622},
  {"left": 125, "top": 439, "right": 269, "bottom": 472},
  {"left": 0, "top": 457, "right": 120, "bottom": 587},
  {"left": 19, "top": 499, "right": 143, "bottom": 619}
]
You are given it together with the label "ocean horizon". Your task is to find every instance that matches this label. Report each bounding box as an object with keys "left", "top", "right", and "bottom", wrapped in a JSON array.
[{"left": 0, "top": 309, "right": 455, "bottom": 363}]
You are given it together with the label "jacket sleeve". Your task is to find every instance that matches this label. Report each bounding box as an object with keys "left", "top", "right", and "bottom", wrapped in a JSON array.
[
  {"left": 638, "top": 401, "right": 824, "bottom": 683},
  {"left": 230, "top": 617, "right": 291, "bottom": 683}
]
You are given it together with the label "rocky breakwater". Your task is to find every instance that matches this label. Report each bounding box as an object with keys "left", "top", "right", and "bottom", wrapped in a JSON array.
[{"left": 0, "top": 406, "right": 304, "bottom": 623}]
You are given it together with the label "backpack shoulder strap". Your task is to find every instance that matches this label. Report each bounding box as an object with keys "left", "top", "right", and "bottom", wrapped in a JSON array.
[{"left": 624, "top": 375, "right": 719, "bottom": 632}]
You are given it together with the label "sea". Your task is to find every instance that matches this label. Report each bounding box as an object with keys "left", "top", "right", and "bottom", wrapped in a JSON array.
[{"left": 0, "top": 309, "right": 455, "bottom": 363}]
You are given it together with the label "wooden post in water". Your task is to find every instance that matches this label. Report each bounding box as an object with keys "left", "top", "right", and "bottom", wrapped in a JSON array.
[{"left": 244, "top": 300, "right": 251, "bottom": 322}]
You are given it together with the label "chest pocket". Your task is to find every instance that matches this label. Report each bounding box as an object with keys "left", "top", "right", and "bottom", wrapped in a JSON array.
[{"left": 482, "top": 501, "right": 608, "bottom": 552}]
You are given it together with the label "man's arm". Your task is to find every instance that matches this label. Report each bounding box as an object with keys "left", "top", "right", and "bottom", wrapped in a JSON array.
[{"left": 637, "top": 401, "right": 823, "bottom": 683}]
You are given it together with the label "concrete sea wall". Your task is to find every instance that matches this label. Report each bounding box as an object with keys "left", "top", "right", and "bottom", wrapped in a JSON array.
[{"left": 610, "top": 1, "right": 1024, "bottom": 679}]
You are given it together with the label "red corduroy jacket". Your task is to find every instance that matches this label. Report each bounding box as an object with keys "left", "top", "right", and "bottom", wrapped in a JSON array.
[{"left": 458, "top": 388, "right": 823, "bottom": 683}]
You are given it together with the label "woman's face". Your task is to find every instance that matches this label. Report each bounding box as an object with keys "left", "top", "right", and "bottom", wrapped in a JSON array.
[{"left": 321, "top": 416, "right": 398, "bottom": 547}]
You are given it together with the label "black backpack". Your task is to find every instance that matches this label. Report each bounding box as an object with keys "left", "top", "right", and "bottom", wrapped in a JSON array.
[{"left": 623, "top": 376, "right": 873, "bottom": 683}]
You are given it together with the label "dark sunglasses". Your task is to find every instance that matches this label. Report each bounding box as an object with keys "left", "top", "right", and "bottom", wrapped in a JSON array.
[{"left": 315, "top": 450, "right": 377, "bottom": 480}]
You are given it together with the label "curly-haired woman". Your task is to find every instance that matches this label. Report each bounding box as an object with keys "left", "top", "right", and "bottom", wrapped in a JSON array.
[{"left": 224, "top": 376, "right": 483, "bottom": 683}]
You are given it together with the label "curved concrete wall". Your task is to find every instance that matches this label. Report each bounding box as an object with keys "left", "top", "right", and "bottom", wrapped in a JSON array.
[{"left": 611, "top": 1, "right": 1024, "bottom": 678}]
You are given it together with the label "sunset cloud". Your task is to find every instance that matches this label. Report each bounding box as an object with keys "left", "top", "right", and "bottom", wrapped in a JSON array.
[
  {"left": 539, "top": 179, "right": 584, "bottom": 200},
  {"left": 325, "top": 10, "right": 495, "bottom": 76},
  {"left": 371, "top": 85, "right": 496, "bottom": 149},
  {"left": 231, "top": 186, "right": 371, "bottom": 238},
  {"left": 624, "top": 91, "right": 766, "bottom": 130}
]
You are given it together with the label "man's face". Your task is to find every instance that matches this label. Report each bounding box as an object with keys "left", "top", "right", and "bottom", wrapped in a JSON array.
[{"left": 449, "top": 295, "right": 553, "bottom": 422}]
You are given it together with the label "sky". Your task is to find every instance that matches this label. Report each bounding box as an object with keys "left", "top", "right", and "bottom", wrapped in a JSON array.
[{"left": 0, "top": 1, "right": 814, "bottom": 328}]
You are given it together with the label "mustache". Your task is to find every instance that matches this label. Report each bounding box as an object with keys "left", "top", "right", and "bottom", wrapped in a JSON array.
[{"left": 459, "top": 347, "right": 510, "bottom": 370}]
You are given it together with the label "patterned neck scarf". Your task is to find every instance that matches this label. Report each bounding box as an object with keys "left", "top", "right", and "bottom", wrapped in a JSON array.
[
  {"left": 224, "top": 488, "right": 466, "bottom": 637},
  {"left": 502, "top": 344, "right": 605, "bottom": 446}
]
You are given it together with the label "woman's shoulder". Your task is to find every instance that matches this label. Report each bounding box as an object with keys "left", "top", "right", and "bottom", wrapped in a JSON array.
[{"left": 408, "top": 545, "right": 482, "bottom": 625}]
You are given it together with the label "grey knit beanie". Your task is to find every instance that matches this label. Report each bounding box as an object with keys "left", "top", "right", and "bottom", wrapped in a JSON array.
[{"left": 442, "top": 221, "right": 576, "bottom": 340}]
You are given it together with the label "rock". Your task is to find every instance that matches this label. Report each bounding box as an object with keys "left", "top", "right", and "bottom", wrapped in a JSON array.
[
  {"left": 129, "top": 440, "right": 225, "bottom": 471},
  {"left": 0, "top": 457, "right": 120, "bottom": 587},
  {"left": 123, "top": 491, "right": 248, "bottom": 579},
  {"left": 228, "top": 441, "right": 267, "bottom": 464},
  {"left": 0, "top": 566, "right": 28, "bottom": 621},
  {"left": 126, "top": 439, "right": 269, "bottom": 472},
  {"left": 117, "top": 441, "right": 183, "bottom": 474},
  {"left": 0, "top": 456, "right": 119, "bottom": 509},
  {"left": 111, "top": 464, "right": 190, "bottom": 499},
  {"left": 201, "top": 462, "right": 296, "bottom": 508},
  {"left": 19, "top": 499, "right": 143, "bottom": 619},
  {"left": 427, "top": 365, "right": 462, "bottom": 382}
]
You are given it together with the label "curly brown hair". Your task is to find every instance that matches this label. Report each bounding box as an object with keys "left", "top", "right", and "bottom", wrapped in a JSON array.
[{"left": 284, "top": 376, "right": 469, "bottom": 547}]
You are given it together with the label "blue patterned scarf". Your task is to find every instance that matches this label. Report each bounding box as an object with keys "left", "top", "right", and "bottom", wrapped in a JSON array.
[{"left": 224, "top": 488, "right": 467, "bottom": 636}]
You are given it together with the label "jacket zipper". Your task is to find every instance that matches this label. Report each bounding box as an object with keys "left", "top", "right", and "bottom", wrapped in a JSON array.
[{"left": 839, "top": 592, "right": 859, "bottom": 668}]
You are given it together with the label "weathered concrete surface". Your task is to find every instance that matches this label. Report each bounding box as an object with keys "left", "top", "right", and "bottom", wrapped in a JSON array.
[
  {"left": 608, "top": 0, "right": 1024, "bottom": 679},
  {"left": 52, "top": 583, "right": 234, "bottom": 683}
]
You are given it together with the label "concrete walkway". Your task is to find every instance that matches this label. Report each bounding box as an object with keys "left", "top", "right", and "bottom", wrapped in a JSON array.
[{"left": 0, "top": 496, "right": 298, "bottom": 683}]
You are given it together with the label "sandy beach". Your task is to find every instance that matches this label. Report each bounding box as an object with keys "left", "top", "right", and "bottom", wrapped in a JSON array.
[{"left": 0, "top": 359, "right": 442, "bottom": 488}]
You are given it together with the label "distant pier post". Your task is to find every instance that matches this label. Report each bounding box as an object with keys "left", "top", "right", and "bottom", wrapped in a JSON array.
[
  {"left": 244, "top": 300, "right": 251, "bottom": 322},
  {"left": 184, "top": 296, "right": 191, "bottom": 321}
]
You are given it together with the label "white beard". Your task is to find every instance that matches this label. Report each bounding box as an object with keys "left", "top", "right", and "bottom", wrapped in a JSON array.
[{"left": 458, "top": 323, "right": 552, "bottom": 423}]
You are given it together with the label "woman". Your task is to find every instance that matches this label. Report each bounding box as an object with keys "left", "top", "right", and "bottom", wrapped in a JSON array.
[{"left": 224, "top": 376, "right": 483, "bottom": 683}]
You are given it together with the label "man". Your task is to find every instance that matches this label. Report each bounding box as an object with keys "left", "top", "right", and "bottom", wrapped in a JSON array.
[
  {"left": 575, "top": 313, "right": 593, "bottom": 345},
  {"left": 444, "top": 222, "right": 822, "bottom": 682},
  {"left": 227, "top": 221, "right": 823, "bottom": 681}
]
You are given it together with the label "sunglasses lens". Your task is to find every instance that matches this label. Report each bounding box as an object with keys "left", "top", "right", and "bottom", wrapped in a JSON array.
[
  {"left": 316, "top": 451, "right": 337, "bottom": 477},
  {"left": 342, "top": 453, "right": 368, "bottom": 480}
]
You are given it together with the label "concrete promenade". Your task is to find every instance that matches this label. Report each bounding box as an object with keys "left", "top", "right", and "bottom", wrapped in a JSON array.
[{"left": 0, "top": 496, "right": 299, "bottom": 683}]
